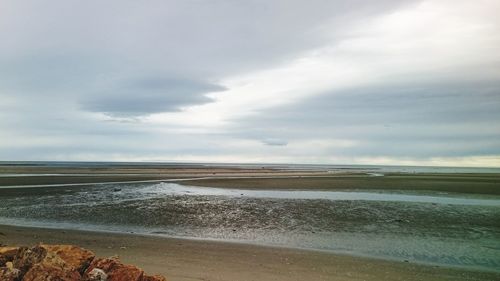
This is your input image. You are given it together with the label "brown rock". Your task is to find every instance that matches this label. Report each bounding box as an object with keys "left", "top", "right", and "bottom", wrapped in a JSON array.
[
  {"left": 2, "top": 244, "right": 167, "bottom": 281},
  {"left": 41, "top": 244, "right": 95, "bottom": 274},
  {"left": 23, "top": 263, "right": 81, "bottom": 281},
  {"left": 0, "top": 261, "right": 21, "bottom": 281},
  {"left": 22, "top": 249, "right": 81, "bottom": 281},
  {"left": 13, "top": 245, "right": 47, "bottom": 277},
  {"left": 109, "top": 265, "right": 144, "bottom": 281},
  {"left": 84, "top": 257, "right": 144, "bottom": 281},
  {"left": 0, "top": 246, "right": 19, "bottom": 266},
  {"left": 84, "top": 268, "right": 107, "bottom": 281}
]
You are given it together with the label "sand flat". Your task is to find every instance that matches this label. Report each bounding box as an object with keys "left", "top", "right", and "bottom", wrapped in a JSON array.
[
  {"left": 1, "top": 163, "right": 500, "bottom": 279},
  {"left": 182, "top": 174, "right": 500, "bottom": 195}
]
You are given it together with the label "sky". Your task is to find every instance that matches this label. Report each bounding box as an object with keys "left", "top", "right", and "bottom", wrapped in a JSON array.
[{"left": 1, "top": 0, "right": 500, "bottom": 167}]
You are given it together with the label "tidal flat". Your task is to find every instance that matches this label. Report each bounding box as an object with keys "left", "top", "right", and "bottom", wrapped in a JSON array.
[{"left": 0, "top": 162, "right": 499, "bottom": 280}]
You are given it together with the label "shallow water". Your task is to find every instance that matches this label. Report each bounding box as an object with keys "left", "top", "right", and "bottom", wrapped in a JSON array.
[
  {"left": 1, "top": 182, "right": 499, "bottom": 271},
  {"left": 137, "top": 183, "right": 500, "bottom": 206}
]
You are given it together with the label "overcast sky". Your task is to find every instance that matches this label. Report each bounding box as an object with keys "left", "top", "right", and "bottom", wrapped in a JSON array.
[{"left": 1, "top": 0, "right": 499, "bottom": 167}]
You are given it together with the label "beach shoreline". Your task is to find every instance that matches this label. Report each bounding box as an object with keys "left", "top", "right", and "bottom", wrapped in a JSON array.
[{"left": 1, "top": 224, "right": 499, "bottom": 281}]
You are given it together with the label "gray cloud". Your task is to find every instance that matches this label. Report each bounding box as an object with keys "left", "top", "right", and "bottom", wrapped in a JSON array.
[
  {"left": 0, "top": 0, "right": 415, "bottom": 118},
  {"left": 262, "top": 138, "right": 288, "bottom": 146},
  {"left": 0, "top": 0, "right": 418, "bottom": 78},
  {"left": 230, "top": 81, "right": 500, "bottom": 158},
  {"left": 81, "top": 77, "right": 225, "bottom": 116}
]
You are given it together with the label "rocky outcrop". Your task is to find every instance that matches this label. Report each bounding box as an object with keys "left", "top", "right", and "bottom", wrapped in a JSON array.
[
  {"left": 0, "top": 262, "right": 20, "bottom": 281},
  {"left": 83, "top": 257, "right": 145, "bottom": 281},
  {"left": 0, "top": 247, "right": 18, "bottom": 267},
  {"left": 0, "top": 244, "right": 166, "bottom": 281}
]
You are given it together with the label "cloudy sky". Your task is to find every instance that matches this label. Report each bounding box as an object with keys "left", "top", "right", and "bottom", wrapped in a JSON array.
[{"left": 1, "top": 0, "right": 499, "bottom": 167}]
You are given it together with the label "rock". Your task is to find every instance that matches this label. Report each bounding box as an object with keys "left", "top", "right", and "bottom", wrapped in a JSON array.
[
  {"left": 0, "top": 246, "right": 19, "bottom": 266},
  {"left": 0, "top": 261, "right": 21, "bottom": 281},
  {"left": 13, "top": 246, "right": 48, "bottom": 276},
  {"left": 1, "top": 244, "right": 167, "bottom": 281},
  {"left": 84, "top": 268, "right": 107, "bottom": 281},
  {"left": 84, "top": 257, "right": 166, "bottom": 281},
  {"left": 23, "top": 260, "right": 81, "bottom": 281},
  {"left": 12, "top": 244, "right": 92, "bottom": 281},
  {"left": 41, "top": 244, "right": 95, "bottom": 274},
  {"left": 84, "top": 257, "right": 144, "bottom": 281},
  {"left": 12, "top": 244, "right": 95, "bottom": 280}
]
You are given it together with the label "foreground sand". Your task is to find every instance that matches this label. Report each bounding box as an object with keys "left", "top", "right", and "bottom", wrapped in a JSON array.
[{"left": 0, "top": 225, "right": 498, "bottom": 281}]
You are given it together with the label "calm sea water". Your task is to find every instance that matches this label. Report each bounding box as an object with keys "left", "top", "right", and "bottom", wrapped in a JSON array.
[{"left": 0, "top": 181, "right": 499, "bottom": 272}]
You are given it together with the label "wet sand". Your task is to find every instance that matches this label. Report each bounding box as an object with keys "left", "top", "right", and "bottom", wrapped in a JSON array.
[
  {"left": 1, "top": 224, "right": 498, "bottom": 281},
  {"left": 1, "top": 163, "right": 499, "bottom": 196},
  {"left": 2, "top": 181, "right": 499, "bottom": 269},
  {"left": 183, "top": 174, "right": 500, "bottom": 195},
  {"left": 0, "top": 164, "right": 330, "bottom": 187}
]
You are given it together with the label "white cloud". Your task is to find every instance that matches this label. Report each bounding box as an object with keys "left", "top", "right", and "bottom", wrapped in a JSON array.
[{"left": 149, "top": 0, "right": 500, "bottom": 130}]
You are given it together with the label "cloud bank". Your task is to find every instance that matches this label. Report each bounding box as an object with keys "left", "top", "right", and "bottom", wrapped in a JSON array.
[{"left": 0, "top": 0, "right": 499, "bottom": 167}]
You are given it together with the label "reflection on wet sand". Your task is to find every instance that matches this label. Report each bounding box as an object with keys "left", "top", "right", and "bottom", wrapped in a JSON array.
[{"left": 1, "top": 182, "right": 499, "bottom": 271}]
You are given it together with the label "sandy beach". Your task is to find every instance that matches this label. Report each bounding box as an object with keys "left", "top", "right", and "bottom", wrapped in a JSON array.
[{"left": 1, "top": 224, "right": 499, "bottom": 281}]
